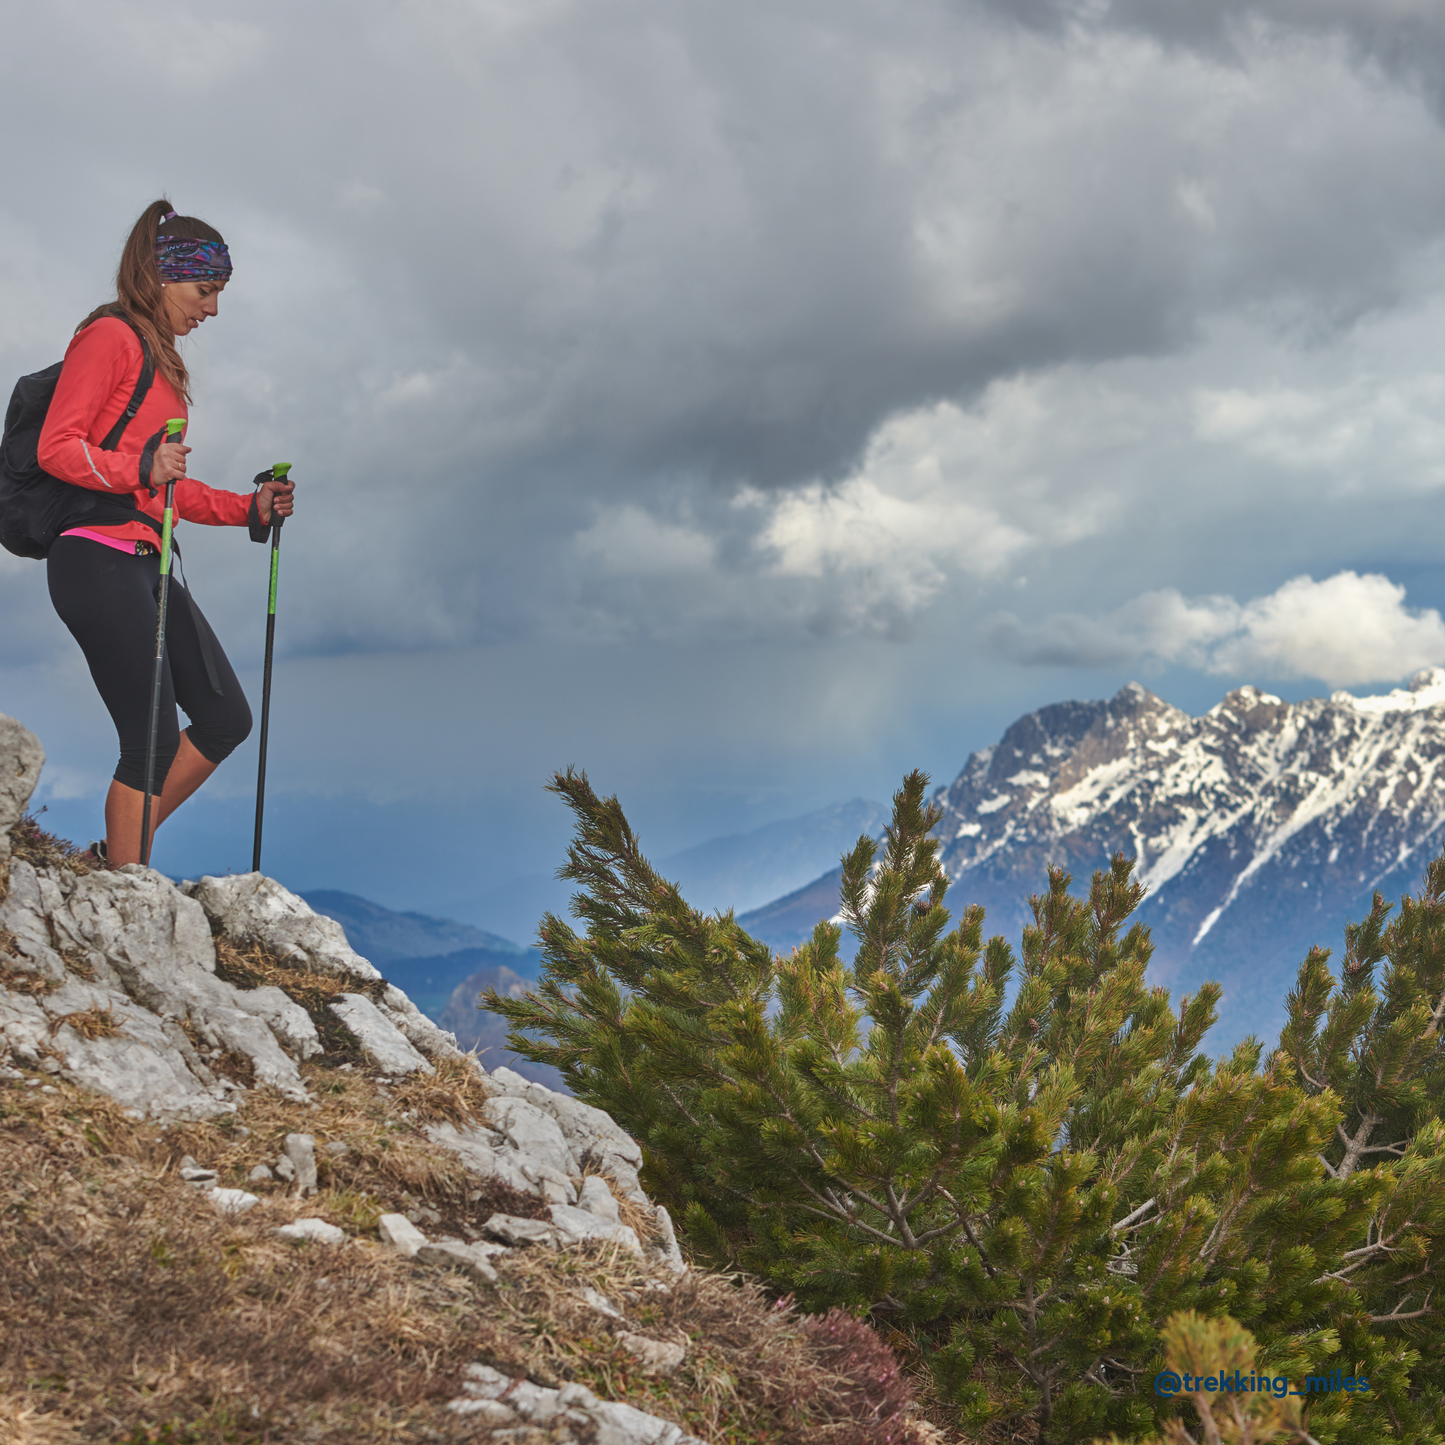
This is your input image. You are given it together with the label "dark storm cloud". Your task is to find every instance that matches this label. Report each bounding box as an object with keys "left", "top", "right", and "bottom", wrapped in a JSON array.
[{"left": 8, "top": 0, "right": 1445, "bottom": 838}]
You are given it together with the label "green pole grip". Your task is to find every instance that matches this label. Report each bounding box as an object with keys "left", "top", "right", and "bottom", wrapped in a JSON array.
[
  {"left": 272, "top": 463, "right": 291, "bottom": 480},
  {"left": 159, "top": 421, "right": 184, "bottom": 573}
]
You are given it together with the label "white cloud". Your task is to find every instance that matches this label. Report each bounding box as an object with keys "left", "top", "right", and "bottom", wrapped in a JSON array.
[
  {"left": 574, "top": 506, "right": 715, "bottom": 576},
  {"left": 987, "top": 572, "right": 1445, "bottom": 687}
]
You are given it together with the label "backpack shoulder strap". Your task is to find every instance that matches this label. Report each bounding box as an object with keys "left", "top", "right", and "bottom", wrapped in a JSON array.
[{"left": 97, "top": 315, "right": 156, "bottom": 451}]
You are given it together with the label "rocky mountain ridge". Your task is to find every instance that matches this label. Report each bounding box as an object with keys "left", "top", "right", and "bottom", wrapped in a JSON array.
[
  {"left": 1, "top": 710, "right": 925, "bottom": 1445},
  {"left": 743, "top": 670, "right": 1445, "bottom": 1047}
]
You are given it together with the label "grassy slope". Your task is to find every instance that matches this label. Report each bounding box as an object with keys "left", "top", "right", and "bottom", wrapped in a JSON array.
[{"left": 1, "top": 818, "right": 931, "bottom": 1445}]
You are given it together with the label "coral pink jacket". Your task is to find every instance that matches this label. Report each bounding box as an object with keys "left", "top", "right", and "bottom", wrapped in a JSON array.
[{"left": 37, "top": 316, "right": 250, "bottom": 543}]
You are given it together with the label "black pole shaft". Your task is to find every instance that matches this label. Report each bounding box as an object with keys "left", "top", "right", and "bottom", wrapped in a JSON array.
[
  {"left": 252, "top": 519, "right": 283, "bottom": 872},
  {"left": 140, "top": 480, "right": 178, "bottom": 867}
]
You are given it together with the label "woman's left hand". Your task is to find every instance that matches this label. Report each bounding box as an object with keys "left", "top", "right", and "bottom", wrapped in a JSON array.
[{"left": 255, "top": 476, "right": 296, "bottom": 524}]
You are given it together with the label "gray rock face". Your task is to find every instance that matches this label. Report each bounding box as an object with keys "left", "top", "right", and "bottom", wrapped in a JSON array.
[
  {"left": 188, "top": 873, "right": 384, "bottom": 981},
  {"left": 0, "top": 713, "right": 43, "bottom": 865},
  {"left": 487, "top": 1066, "right": 648, "bottom": 1203},
  {"left": 416, "top": 1239, "right": 499, "bottom": 1285},
  {"left": 578, "top": 1175, "right": 620, "bottom": 1222},
  {"left": 211, "top": 1189, "right": 259, "bottom": 1215},
  {"left": 276, "top": 1218, "right": 345, "bottom": 1244},
  {"left": 284, "top": 1133, "right": 319, "bottom": 1195},
  {"left": 483, "top": 1094, "right": 576, "bottom": 1177},
  {"left": 378, "top": 1213, "right": 428, "bottom": 1257},
  {"left": 548, "top": 1203, "right": 643, "bottom": 1257},
  {"left": 484, "top": 1213, "right": 561, "bottom": 1247},
  {"left": 328, "top": 993, "right": 434, "bottom": 1075},
  {"left": 616, "top": 1331, "right": 686, "bottom": 1377},
  {"left": 451, "top": 1364, "right": 704, "bottom": 1445},
  {"left": 0, "top": 860, "right": 305, "bottom": 1118}
]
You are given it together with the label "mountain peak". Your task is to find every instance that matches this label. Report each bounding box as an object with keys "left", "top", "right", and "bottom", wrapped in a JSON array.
[{"left": 926, "top": 678, "right": 1445, "bottom": 1045}]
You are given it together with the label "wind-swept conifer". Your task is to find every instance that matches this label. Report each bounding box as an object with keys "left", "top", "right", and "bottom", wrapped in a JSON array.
[{"left": 489, "top": 769, "right": 1444, "bottom": 1443}]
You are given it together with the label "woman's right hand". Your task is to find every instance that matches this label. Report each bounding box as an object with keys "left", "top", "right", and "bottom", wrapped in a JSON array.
[{"left": 149, "top": 440, "right": 190, "bottom": 488}]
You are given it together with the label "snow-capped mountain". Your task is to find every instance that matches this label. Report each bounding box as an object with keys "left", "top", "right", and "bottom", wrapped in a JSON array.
[{"left": 743, "top": 670, "right": 1445, "bottom": 1049}]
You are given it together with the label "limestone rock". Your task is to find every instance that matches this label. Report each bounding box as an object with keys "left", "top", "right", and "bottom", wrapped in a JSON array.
[
  {"left": 484, "top": 1213, "right": 560, "bottom": 1248},
  {"left": 488, "top": 1066, "right": 648, "bottom": 1202},
  {"left": 248, "top": 1164, "right": 274, "bottom": 1183},
  {"left": 188, "top": 873, "right": 383, "bottom": 981},
  {"left": 451, "top": 1363, "right": 704, "bottom": 1444},
  {"left": 548, "top": 1203, "right": 643, "bottom": 1257},
  {"left": 328, "top": 993, "right": 433, "bottom": 1075},
  {"left": 416, "top": 1239, "right": 499, "bottom": 1285},
  {"left": 228, "top": 986, "right": 322, "bottom": 1060},
  {"left": 424, "top": 1119, "right": 533, "bottom": 1195},
  {"left": 275, "top": 1218, "right": 345, "bottom": 1244},
  {"left": 284, "top": 1133, "right": 318, "bottom": 1195},
  {"left": 578, "top": 1176, "right": 620, "bottom": 1222},
  {"left": 578, "top": 1286, "right": 624, "bottom": 1319},
  {"left": 378, "top": 1213, "right": 427, "bottom": 1257},
  {"left": 0, "top": 860, "right": 309, "bottom": 1115},
  {"left": 211, "top": 1189, "right": 259, "bottom": 1215},
  {"left": 446, "top": 1398, "right": 519, "bottom": 1425},
  {"left": 651, "top": 1206, "right": 686, "bottom": 1274},
  {"left": 482, "top": 1094, "right": 576, "bottom": 1176},
  {"left": 520, "top": 1158, "right": 577, "bottom": 1205},
  {"left": 0, "top": 713, "right": 44, "bottom": 865},
  {"left": 616, "top": 1331, "right": 686, "bottom": 1377}
]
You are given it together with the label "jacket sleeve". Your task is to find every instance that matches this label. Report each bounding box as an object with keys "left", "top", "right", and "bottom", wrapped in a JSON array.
[
  {"left": 172, "top": 478, "right": 253, "bottom": 527},
  {"left": 36, "top": 321, "right": 152, "bottom": 495},
  {"left": 128, "top": 478, "right": 252, "bottom": 528}
]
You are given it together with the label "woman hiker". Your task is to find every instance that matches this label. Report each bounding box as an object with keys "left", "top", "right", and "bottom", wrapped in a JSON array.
[{"left": 37, "top": 200, "right": 295, "bottom": 866}]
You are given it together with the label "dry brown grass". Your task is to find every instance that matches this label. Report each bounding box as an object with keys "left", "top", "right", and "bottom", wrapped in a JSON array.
[
  {"left": 6, "top": 812, "right": 101, "bottom": 878},
  {"left": 0, "top": 1067, "right": 934, "bottom": 1445},
  {"left": 212, "top": 936, "right": 389, "bottom": 1063},
  {"left": 47, "top": 1005, "right": 122, "bottom": 1040},
  {"left": 0, "top": 940, "right": 58, "bottom": 998},
  {"left": 472, "top": 1247, "right": 929, "bottom": 1445},
  {"left": 386, "top": 1049, "right": 496, "bottom": 1124}
]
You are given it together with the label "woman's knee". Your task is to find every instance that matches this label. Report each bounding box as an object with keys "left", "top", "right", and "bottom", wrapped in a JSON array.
[
  {"left": 186, "top": 694, "right": 252, "bottom": 765},
  {"left": 114, "top": 720, "right": 181, "bottom": 792}
]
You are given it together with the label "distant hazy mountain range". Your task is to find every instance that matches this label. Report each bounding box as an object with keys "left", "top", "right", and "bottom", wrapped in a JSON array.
[
  {"left": 300, "top": 889, "right": 561, "bottom": 1088},
  {"left": 741, "top": 671, "right": 1445, "bottom": 1050},
  {"left": 303, "top": 802, "right": 893, "bottom": 1088},
  {"left": 315, "top": 672, "right": 1445, "bottom": 1064},
  {"left": 429, "top": 797, "right": 890, "bottom": 944}
]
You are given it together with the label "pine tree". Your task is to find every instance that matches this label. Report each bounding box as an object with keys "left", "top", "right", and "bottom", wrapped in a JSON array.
[
  {"left": 489, "top": 768, "right": 1441, "bottom": 1443},
  {"left": 1099, "top": 1311, "right": 1314, "bottom": 1445}
]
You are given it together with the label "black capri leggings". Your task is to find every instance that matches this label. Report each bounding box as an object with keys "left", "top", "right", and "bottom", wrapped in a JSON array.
[{"left": 47, "top": 536, "right": 252, "bottom": 792}]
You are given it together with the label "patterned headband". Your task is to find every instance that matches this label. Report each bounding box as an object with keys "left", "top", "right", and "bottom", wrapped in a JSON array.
[{"left": 155, "top": 234, "right": 233, "bottom": 283}]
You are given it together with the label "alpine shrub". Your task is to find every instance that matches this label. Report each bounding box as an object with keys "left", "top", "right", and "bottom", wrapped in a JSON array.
[{"left": 490, "top": 769, "right": 1445, "bottom": 1443}]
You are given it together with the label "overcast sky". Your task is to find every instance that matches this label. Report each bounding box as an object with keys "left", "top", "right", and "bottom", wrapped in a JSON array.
[{"left": 7, "top": 0, "right": 1445, "bottom": 935}]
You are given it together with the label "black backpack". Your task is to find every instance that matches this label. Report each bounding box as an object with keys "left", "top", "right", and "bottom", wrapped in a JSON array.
[{"left": 0, "top": 314, "right": 163, "bottom": 559}]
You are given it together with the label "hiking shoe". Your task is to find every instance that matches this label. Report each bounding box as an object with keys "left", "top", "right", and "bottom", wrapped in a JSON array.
[{"left": 86, "top": 839, "right": 109, "bottom": 867}]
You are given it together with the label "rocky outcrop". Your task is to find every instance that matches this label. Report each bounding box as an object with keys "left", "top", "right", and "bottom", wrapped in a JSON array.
[
  {"left": 0, "top": 712, "right": 44, "bottom": 865},
  {"left": 0, "top": 708, "right": 687, "bottom": 1285},
  {"left": 451, "top": 1364, "right": 704, "bottom": 1443}
]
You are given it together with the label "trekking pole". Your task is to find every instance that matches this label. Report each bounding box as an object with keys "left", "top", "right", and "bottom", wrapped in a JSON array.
[
  {"left": 252, "top": 462, "right": 292, "bottom": 873},
  {"left": 139, "top": 418, "right": 187, "bottom": 867}
]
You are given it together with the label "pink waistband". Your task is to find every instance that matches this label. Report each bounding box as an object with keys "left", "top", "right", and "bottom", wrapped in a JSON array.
[{"left": 60, "top": 528, "right": 155, "bottom": 555}]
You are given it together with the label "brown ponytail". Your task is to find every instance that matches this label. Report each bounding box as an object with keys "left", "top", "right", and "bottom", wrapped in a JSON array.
[{"left": 77, "top": 199, "right": 227, "bottom": 405}]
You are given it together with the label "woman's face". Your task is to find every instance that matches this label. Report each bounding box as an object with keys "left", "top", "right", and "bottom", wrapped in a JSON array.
[{"left": 162, "top": 278, "right": 227, "bottom": 337}]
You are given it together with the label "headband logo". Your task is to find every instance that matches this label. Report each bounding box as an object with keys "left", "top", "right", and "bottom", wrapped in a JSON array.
[{"left": 156, "top": 235, "right": 232, "bottom": 284}]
